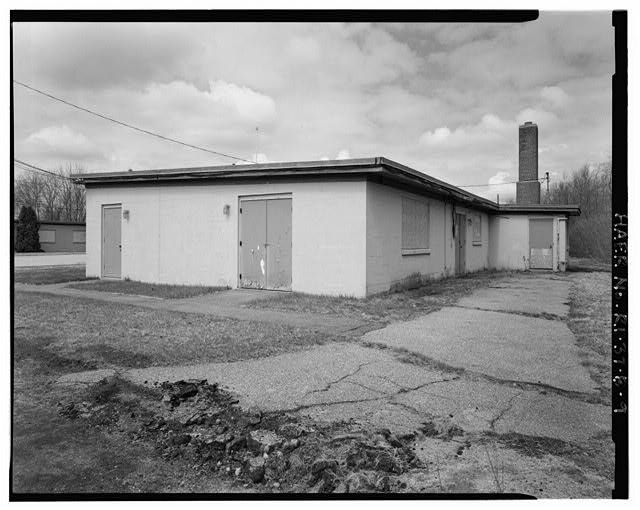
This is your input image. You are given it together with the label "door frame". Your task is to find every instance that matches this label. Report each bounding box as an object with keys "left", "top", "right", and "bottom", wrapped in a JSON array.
[
  {"left": 237, "top": 193, "right": 292, "bottom": 290},
  {"left": 101, "top": 203, "right": 122, "bottom": 279},
  {"left": 528, "top": 217, "right": 554, "bottom": 270},
  {"left": 455, "top": 213, "right": 466, "bottom": 275}
]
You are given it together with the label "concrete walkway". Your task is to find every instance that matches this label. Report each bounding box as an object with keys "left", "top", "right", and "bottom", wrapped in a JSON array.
[
  {"left": 16, "top": 283, "right": 366, "bottom": 334},
  {"left": 56, "top": 272, "right": 609, "bottom": 446},
  {"left": 361, "top": 306, "right": 594, "bottom": 393}
]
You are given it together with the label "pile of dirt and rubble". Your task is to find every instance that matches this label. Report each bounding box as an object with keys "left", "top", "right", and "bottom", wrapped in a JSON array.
[{"left": 58, "top": 376, "right": 424, "bottom": 493}]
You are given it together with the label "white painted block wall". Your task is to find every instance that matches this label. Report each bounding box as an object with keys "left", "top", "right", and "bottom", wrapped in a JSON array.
[
  {"left": 488, "top": 215, "right": 530, "bottom": 271},
  {"left": 365, "top": 182, "right": 489, "bottom": 295},
  {"left": 451, "top": 205, "right": 490, "bottom": 273},
  {"left": 488, "top": 215, "right": 569, "bottom": 271},
  {"left": 86, "top": 180, "right": 367, "bottom": 297}
]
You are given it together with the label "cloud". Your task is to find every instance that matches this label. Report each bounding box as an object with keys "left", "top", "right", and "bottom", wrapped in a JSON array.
[
  {"left": 24, "top": 125, "right": 104, "bottom": 161},
  {"left": 419, "top": 127, "right": 451, "bottom": 146},
  {"left": 288, "top": 35, "right": 322, "bottom": 60},
  {"left": 540, "top": 86, "right": 569, "bottom": 108},
  {"left": 419, "top": 114, "right": 512, "bottom": 149},
  {"left": 208, "top": 80, "right": 276, "bottom": 123},
  {"left": 13, "top": 23, "right": 197, "bottom": 91},
  {"left": 516, "top": 108, "right": 557, "bottom": 126},
  {"left": 335, "top": 149, "right": 351, "bottom": 160},
  {"left": 482, "top": 171, "right": 516, "bottom": 203},
  {"left": 12, "top": 16, "right": 613, "bottom": 188}
]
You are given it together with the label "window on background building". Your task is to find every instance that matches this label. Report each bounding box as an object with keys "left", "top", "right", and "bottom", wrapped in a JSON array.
[
  {"left": 402, "top": 197, "right": 430, "bottom": 253},
  {"left": 472, "top": 214, "right": 482, "bottom": 245},
  {"left": 39, "top": 230, "right": 55, "bottom": 244},
  {"left": 73, "top": 230, "right": 86, "bottom": 243}
]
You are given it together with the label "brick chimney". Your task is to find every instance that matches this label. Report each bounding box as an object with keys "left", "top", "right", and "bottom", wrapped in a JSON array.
[{"left": 516, "top": 121, "right": 541, "bottom": 204}]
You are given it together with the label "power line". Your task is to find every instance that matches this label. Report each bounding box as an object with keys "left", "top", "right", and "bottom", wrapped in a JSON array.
[
  {"left": 458, "top": 178, "right": 545, "bottom": 189},
  {"left": 14, "top": 159, "right": 74, "bottom": 181},
  {"left": 13, "top": 79, "right": 254, "bottom": 164}
]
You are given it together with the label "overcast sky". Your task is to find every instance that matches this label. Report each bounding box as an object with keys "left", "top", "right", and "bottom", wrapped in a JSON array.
[{"left": 13, "top": 14, "right": 614, "bottom": 200}]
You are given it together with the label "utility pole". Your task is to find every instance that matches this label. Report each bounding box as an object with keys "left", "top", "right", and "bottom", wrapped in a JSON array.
[
  {"left": 254, "top": 126, "right": 259, "bottom": 163},
  {"left": 545, "top": 171, "right": 550, "bottom": 203}
]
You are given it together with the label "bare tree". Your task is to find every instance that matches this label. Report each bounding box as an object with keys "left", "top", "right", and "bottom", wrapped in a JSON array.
[
  {"left": 547, "top": 158, "right": 612, "bottom": 261},
  {"left": 14, "top": 171, "right": 45, "bottom": 218},
  {"left": 13, "top": 163, "right": 86, "bottom": 222}
]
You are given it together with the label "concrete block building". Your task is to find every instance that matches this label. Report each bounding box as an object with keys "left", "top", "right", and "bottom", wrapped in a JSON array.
[
  {"left": 13, "top": 219, "right": 86, "bottom": 253},
  {"left": 75, "top": 124, "right": 579, "bottom": 296}
]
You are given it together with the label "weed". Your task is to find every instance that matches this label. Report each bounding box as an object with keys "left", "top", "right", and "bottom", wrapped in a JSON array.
[{"left": 483, "top": 441, "right": 505, "bottom": 493}]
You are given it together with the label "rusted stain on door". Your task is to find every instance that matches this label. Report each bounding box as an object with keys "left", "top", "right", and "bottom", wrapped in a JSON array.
[
  {"left": 239, "top": 196, "right": 292, "bottom": 291},
  {"left": 239, "top": 199, "right": 266, "bottom": 289},
  {"left": 529, "top": 218, "right": 554, "bottom": 269}
]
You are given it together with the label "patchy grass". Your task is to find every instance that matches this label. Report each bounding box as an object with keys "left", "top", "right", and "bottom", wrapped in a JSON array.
[
  {"left": 485, "top": 431, "right": 614, "bottom": 482},
  {"left": 12, "top": 290, "right": 422, "bottom": 494},
  {"left": 12, "top": 289, "right": 345, "bottom": 494},
  {"left": 566, "top": 271, "right": 611, "bottom": 405},
  {"left": 12, "top": 291, "right": 267, "bottom": 494},
  {"left": 13, "top": 265, "right": 92, "bottom": 285},
  {"left": 245, "top": 271, "right": 511, "bottom": 324},
  {"left": 14, "top": 292, "right": 340, "bottom": 370},
  {"left": 567, "top": 257, "right": 611, "bottom": 273},
  {"left": 67, "top": 279, "right": 229, "bottom": 299}
]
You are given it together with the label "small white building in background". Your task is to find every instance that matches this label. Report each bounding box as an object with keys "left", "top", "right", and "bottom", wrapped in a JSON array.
[{"left": 74, "top": 156, "right": 579, "bottom": 297}]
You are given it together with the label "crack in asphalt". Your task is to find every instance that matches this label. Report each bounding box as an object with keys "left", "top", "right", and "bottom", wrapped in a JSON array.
[
  {"left": 343, "top": 379, "right": 389, "bottom": 396},
  {"left": 288, "top": 395, "right": 389, "bottom": 413},
  {"left": 303, "top": 361, "right": 373, "bottom": 397},
  {"left": 451, "top": 304, "right": 565, "bottom": 322},
  {"left": 489, "top": 390, "right": 525, "bottom": 430},
  {"left": 397, "top": 377, "right": 460, "bottom": 394},
  {"left": 358, "top": 341, "right": 601, "bottom": 405}
]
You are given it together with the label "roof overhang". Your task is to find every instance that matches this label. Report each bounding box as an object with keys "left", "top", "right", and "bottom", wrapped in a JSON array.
[
  {"left": 71, "top": 157, "right": 580, "bottom": 216},
  {"left": 496, "top": 204, "right": 581, "bottom": 216}
]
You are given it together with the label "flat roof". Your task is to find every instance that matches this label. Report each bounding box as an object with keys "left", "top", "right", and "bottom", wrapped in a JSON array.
[
  {"left": 72, "top": 157, "right": 580, "bottom": 216},
  {"left": 13, "top": 218, "right": 86, "bottom": 226}
]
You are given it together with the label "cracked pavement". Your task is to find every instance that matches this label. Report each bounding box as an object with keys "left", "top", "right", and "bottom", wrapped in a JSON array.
[{"left": 58, "top": 273, "right": 610, "bottom": 445}]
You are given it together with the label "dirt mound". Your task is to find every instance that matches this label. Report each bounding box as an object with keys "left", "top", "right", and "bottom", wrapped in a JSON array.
[{"left": 58, "top": 376, "right": 423, "bottom": 493}]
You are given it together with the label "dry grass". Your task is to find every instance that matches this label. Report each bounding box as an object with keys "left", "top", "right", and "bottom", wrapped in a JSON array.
[
  {"left": 14, "top": 265, "right": 92, "bottom": 285},
  {"left": 12, "top": 289, "right": 338, "bottom": 494},
  {"left": 66, "top": 279, "right": 228, "bottom": 299},
  {"left": 566, "top": 271, "right": 611, "bottom": 404},
  {"left": 245, "top": 271, "right": 511, "bottom": 324},
  {"left": 14, "top": 292, "right": 338, "bottom": 370},
  {"left": 567, "top": 257, "right": 611, "bottom": 273}
]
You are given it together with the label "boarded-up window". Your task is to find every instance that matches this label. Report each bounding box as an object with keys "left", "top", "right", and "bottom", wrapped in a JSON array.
[
  {"left": 472, "top": 214, "right": 482, "bottom": 244},
  {"left": 402, "top": 197, "right": 429, "bottom": 251},
  {"left": 73, "top": 230, "right": 86, "bottom": 243},
  {"left": 39, "top": 230, "right": 55, "bottom": 243}
]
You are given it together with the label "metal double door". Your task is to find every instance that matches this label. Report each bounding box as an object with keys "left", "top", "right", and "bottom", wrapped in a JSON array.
[{"left": 239, "top": 197, "right": 292, "bottom": 290}]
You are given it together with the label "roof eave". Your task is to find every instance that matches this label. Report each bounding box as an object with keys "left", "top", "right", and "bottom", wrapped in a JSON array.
[{"left": 497, "top": 204, "right": 581, "bottom": 216}]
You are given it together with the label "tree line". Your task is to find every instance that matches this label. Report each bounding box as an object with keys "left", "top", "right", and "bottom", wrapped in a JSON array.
[
  {"left": 14, "top": 164, "right": 86, "bottom": 223},
  {"left": 544, "top": 158, "right": 612, "bottom": 261}
]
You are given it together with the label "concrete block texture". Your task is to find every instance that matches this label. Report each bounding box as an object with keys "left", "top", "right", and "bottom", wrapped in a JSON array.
[
  {"left": 516, "top": 180, "right": 541, "bottom": 205},
  {"left": 518, "top": 122, "right": 538, "bottom": 182}
]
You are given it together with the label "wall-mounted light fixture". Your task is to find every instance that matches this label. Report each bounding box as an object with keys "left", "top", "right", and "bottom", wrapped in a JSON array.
[
  {"left": 223, "top": 204, "right": 231, "bottom": 216},
  {"left": 123, "top": 210, "right": 130, "bottom": 220}
]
